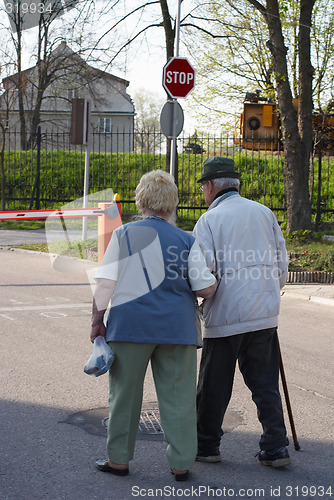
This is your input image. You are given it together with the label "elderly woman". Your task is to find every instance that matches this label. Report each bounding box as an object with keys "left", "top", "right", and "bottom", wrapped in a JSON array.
[{"left": 90, "top": 170, "right": 216, "bottom": 481}]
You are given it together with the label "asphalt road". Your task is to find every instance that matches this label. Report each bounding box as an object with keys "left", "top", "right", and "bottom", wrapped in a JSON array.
[{"left": 0, "top": 248, "right": 333, "bottom": 500}]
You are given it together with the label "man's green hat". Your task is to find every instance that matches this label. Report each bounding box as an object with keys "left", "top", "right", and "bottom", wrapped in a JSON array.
[{"left": 197, "top": 156, "right": 240, "bottom": 183}]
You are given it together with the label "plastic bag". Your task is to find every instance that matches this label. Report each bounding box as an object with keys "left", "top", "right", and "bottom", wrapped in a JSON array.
[
  {"left": 196, "top": 299, "right": 204, "bottom": 348},
  {"left": 84, "top": 336, "right": 115, "bottom": 377},
  {"left": 195, "top": 306, "right": 203, "bottom": 348}
]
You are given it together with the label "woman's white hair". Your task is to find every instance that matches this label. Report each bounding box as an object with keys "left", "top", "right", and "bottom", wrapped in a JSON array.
[
  {"left": 211, "top": 177, "right": 240, "bottom": 190},
  {"left": 135, "top": 169, "right": 179, "bottom": 214}
]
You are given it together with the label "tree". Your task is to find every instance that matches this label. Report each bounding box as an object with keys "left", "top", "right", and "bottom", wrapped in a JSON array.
[
  {"left": 311, "top": 0, "right": 334, "bottom": 112},
  {"left": 0, "top": 43, "right": 17, "bottom": 211},
  {"left": 0, "top": 0, "right": 101, "bottom": 149},
  {"left": 133, "top": 89, "right": 164, "bottom": 153},
  {"left": 248, "top": 0, "right": 315, "bottom": 232},
  {"left": 183, "top": 0, "right": 330, "bottom": 232},
  {"left": 183, "top": 2, "right": 276, "bottom": 126},
  {"left": 0, "top": 91, "right": 11, "bottom": 211}
]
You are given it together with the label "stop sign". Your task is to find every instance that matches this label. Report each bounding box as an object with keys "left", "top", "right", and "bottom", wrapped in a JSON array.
[{"left": 162, "top": 57, "right": 196, "bottom": 99}]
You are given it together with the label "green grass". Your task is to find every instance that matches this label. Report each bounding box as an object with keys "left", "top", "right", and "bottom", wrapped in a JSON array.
[
  {"left": 6, "top": 239, "right": 98, "bottom": 261},
  {"left": 0, "top": 220, "right": 46, "bottom": 230},
  {"left": 284, "top": 230, "right": 334, "bottom": 272},
  {"left": 3, "top": 149, "right": 334, "bottom": 227}
]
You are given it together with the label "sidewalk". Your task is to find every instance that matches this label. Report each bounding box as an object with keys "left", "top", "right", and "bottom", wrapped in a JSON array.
[{"left": 282, "top": 283, "right": 334, "bottom": 306}]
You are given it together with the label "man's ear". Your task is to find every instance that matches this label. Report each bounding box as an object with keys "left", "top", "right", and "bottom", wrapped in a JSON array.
[{"left": 207, "top": 180, "right": 213, "bottom": 193}]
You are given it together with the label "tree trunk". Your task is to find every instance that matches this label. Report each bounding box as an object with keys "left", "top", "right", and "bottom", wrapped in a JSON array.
[
  {"left": 0, "top": 136, "right": 6, "bottom": 212},
  {"left": 159, "top": 0, "right": 177, "bottom": 174},
  {"left": 266, "top": 0, "right": 312, "bottom": 232},
  {"left": 27, "top": 84, "right": 44, "bottom": 148},
  {"left": 298, "top": 0, "right": 316, "bottom": 168},
  {"left": 160, "top": 0, "right": 175, "bottom": 60},
  {"left": 16, "top": 29, "right": 27, "bottom": 150}
]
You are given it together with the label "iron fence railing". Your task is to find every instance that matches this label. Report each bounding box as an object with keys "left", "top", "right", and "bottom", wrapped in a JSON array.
[{"left": 1, "top": 129, "right": 333, "bottom": 226}]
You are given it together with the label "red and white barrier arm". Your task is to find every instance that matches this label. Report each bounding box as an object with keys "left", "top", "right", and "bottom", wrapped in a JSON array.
[{"left": 0, "top": 208, "right": 104, "bottom": 221}]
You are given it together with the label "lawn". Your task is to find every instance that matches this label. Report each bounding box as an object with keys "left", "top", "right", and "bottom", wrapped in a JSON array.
[
  {"left": 284, "top": 230, "right": 334, "bottom": 272},
  {"left": 1, "top": 222, "right": 333, "bottom": 272}
]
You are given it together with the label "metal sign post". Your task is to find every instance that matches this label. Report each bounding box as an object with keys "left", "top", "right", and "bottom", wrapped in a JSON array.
[
  {"left": 70, "top": 98, "right": 91, "bottom": 241},
  {"left": 161, "top": 1, "right": 196, "bottom": 178},
  {"left": 170, "top": 104, "right": 177, "bottom": 178},
  {"left": 82, "top": 137, "right": 90, "bottom": 241},
  {"left": 170, "top": 0, "right": 181, "bottom": 178}
]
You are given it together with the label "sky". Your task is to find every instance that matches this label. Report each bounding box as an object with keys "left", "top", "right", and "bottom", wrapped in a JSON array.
[{"left": 126, "top": 47, "right": 166, "bottom": 98}]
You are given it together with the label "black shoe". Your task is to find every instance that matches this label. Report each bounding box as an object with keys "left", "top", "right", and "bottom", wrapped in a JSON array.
[
  {"left": 257, "top": 447, "right": 291, "bottom": 468},
  {"left": 196, "top": 447, "right": 221, "bottom": 463},
  {"left": 95, "top": 459, "right": 129, "bottom": 476},
  {"left": 170, "top": 469, "right": 189, "bottom": 481}
]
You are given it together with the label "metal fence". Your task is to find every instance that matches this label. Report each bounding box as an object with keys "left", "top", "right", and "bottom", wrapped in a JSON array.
[{"left": 1, "top": 129, "right": 333, "bottom": 225}]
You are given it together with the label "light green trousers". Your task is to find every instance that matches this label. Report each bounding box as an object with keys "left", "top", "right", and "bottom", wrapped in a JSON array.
[{"left": 107, "top": 341, "right": 197, "bottom": 471}]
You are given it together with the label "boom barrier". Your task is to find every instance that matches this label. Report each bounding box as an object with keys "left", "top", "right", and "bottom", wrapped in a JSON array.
[
  {"left": 0, "top": 208, "right": 104, "bottom": 221},
  {"left": 0, "top": 193, "right": 122, "bottom": 222},
  {"left": 0, "top": 195, "right": 122, "bottom": 263}
]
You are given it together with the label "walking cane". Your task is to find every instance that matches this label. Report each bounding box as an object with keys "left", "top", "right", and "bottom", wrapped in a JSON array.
[{"left": 278, "top": 342, "right": 301, "bottom": 451}]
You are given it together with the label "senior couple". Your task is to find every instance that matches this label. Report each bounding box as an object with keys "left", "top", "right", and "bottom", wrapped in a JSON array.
[{"left": 90, "top": 157, "right": 290, "bottom": 481}]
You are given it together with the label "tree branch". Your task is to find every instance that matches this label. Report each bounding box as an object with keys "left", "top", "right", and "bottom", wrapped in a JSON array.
[
  {"left": 181, "top": 22, "right": 230, "bottom": 38},
  {"left": 90, "top": 2, "right": 160, "bottom": 52},
  {"left": 243, "top": 0, "right": 267, "bottom": 17},
  {"left": 106, "top": 23, "right": 165, "bottom": 67}
]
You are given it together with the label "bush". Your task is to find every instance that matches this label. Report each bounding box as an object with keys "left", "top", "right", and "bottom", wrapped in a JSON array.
[{"left": 312, "top": 249, "right": 334, "bottom": 272}]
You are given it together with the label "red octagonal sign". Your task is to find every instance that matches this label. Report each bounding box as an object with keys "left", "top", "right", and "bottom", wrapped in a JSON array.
[{"left": 162, "top": 57, "right": 196, "bottom": 99}]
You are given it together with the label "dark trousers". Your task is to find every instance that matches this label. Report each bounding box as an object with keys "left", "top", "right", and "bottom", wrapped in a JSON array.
[{"left": 197, "top": 327, "right": 289, "bottom": 452}]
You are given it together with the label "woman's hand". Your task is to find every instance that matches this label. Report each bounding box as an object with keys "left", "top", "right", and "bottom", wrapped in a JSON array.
[
  {"left": 195, "top": 280, "right": 217, "bottom": 299},
  {"left": 90, "top": 323, "right": 106, "bottom": 343}
]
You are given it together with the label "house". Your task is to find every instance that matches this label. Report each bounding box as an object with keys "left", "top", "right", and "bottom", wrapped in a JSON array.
[{"left": 0, "top": 42, "right": 135, "bottom": 152}]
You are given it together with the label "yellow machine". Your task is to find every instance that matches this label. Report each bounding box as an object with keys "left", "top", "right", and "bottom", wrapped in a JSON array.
[
  {"left": 234, "top": 91, "right": 280, "bottom": 150},
  {"left": 235, "top": 91, "right": 334, "bottom": 153}
]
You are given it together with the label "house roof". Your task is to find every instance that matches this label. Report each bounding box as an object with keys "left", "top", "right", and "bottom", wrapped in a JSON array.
[{"left": 2, "top": 42, "right": 130, "bottom": 88}]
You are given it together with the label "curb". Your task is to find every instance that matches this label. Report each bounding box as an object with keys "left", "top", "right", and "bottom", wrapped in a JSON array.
[
  {"left": 282, "top": 289, "right": 334, "bottom": 306},
  {"left": 310, "top": 296, "right": 334, "bottom": 306},
  {"left": 284, "top": 294, "right": 334, "bottom": 306},
  {"left": 286, "top": 271, "right": 334, "bottom": 284}
]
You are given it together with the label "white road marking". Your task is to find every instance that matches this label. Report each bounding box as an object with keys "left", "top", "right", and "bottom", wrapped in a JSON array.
[
  {"left": 0, "top": 303, "right": 89, "bottom": 312},
  {"left": 40, "top": 312, "right": 68, "bottom": 318},
  {"left": 45, "top": 296, "right": 72, "bottom": 302},
  {"left": 10, "top": 299, "right": 33, "bottom": 305},
  {"left": 0, "top": 314, "right": 15, "bottom": 321}
]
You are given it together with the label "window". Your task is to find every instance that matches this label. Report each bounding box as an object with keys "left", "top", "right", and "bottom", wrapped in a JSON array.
[
  {"left": 99, "top": 117, "right": 111, "bottom": 134},
  {"left": 68, "top": 89, "right": 76, "bottom": 101}
]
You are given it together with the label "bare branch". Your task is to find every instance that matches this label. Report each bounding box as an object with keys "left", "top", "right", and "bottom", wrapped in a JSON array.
[
  {"left": 180, "top": 22, "right": 230, "bottom": 39},
  {"left": 106, "top": 23, "right": 164, "bottom": 68},
  {"left": 90, "top": 1, "right": 160, "bottom": 52}
]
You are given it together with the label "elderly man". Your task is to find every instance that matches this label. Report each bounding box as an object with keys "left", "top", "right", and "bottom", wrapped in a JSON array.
[{"left": 194, "top": 156, "right": 291, "bottom": 468}]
